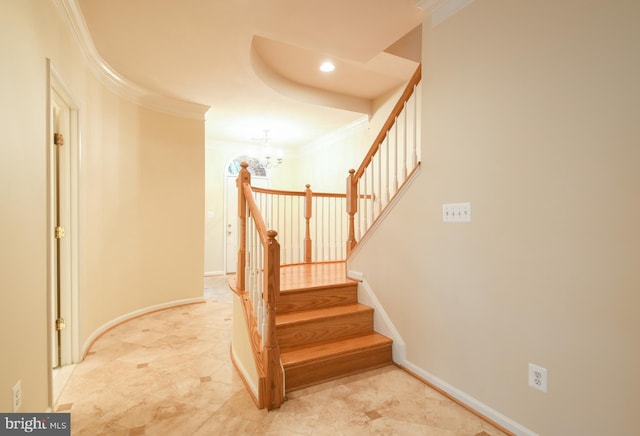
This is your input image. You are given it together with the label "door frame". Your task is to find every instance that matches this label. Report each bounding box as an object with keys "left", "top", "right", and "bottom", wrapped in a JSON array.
[{"left": 47, "top": 60, "right": 80, "bottom": 407}]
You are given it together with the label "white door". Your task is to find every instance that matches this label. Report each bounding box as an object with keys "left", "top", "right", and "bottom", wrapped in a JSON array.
[{"left": 225, "top": 174, "right": 270, "bottom": 273}]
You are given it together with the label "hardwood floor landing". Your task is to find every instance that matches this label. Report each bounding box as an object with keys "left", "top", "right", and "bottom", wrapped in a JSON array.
[{"left": 280, "top": 262, "right": 355, "bottom": 292}]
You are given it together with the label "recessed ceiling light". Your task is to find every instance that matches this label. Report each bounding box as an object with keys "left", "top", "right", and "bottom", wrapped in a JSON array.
[{"left": 320, "top": 61, "right": 335, "bottom": 73}]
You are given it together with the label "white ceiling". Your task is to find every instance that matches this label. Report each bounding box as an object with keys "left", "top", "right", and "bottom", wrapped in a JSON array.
[{"left": 76, "top": 0, "right": 424, "bottom": 149}]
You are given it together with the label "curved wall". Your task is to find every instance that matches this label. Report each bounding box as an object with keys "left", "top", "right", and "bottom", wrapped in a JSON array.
[{"left": 0, "top": 0, "right": 205, "bottom": 411}]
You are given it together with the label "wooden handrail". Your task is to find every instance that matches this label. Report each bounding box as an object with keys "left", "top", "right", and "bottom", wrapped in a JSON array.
[
  {"left": 243, "top": 183, "right": 269, "bottom": 238},
  {"left": 354, "top": 64, "right": 422, "bottom": 180},
  {"left": 236, "top": 162, "right": 283, "bottom": 410},
  {"left": 233, "top": 63, "right": 422, "bottom": 408},
  {"left": 347, "top": 64, "right": 422, "bottom": 255},
  {"left": 252, "top": 185, "right": 346, "bottom": 199}
]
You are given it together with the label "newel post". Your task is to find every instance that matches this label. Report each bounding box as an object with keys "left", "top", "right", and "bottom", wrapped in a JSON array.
[
  {"left": 346, "top": 169, "right": 358, "bottom": 255},
  {"left": 236, "top": 162, "right": 251, "bottom": 292},
  {"left": 304, "top": 184, "right": 312, "bottom": 263},
  {"left": 263, "top": 230, "right": 283, "bottom": 409}
]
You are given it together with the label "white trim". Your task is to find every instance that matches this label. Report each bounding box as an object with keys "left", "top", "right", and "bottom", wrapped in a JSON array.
[
  {"left": 80, "top": 297, "right": 206, "bottom": 356},
  {"left": 417, "top": 0, "right": 475, "bottom": 26},
  {"left": 52, "top": 364, "right": 76, "bottom": 406},
  {"left": 52, "top": 0, "right": 209, "bottom": 120},
  {"left": 348, "top": 271, "right": 406, "bottom": 363},
  {"left": 204, "top": 271, "right": 227, "bottom": 277},
  {"left": 347, "top": 269, "right": 536, "bottom": 436},
  {"left": 47, "top": 60, "right": 82, "bottom": 411},
  {"left": 49, "top": 64, "right": 82, "bottom": 366},
  {"left": 402, "top": 360, "right": 539, "bottom": 436}
]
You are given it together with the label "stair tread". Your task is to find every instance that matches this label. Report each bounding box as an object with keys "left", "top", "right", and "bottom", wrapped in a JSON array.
[
  {"left": 276, "top": 303, "right": 372, "bottom": 325},
  {"left": 280, "top": 262, "right": 356, "bottom": 291},
  {"left": 281, "top": 333, "right": 392, "bottom": 366},
  {"left": 280, "top": 282, "right": 357, "bottom": 294}
]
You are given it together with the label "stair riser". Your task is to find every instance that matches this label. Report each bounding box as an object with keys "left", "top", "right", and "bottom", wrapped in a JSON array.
[
  {"left": 277, "top": 311, "right": 373, "bottom": 350},
  {"left": 284, "top": 345, "right": 392, "bottom": 391},
  {"left": 278, "top": 284, "right": 358, "bottom": 314}
]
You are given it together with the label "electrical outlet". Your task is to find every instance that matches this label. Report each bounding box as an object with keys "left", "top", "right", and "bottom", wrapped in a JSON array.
[
  {"left": 528, "top": 363, "right": 548, "bottom": 393},
  {"left": 12, "top": 380, "right": 21, "bottom": 412}
]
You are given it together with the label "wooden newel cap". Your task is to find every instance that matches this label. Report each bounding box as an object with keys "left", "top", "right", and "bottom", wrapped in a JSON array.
[
  {"left": 348, "top": 168, "right": 355, "bottom": 175},
  {"left": 240, "top": 162, "right": 249, "bottom": 169},
  {"left": 266, "top": 230, "right": 278, "bottom": 239}
]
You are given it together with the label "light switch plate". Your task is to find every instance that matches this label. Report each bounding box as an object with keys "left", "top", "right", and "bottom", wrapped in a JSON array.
[{"left": 443, "top": 202, "right": 471, "bottom": 223}]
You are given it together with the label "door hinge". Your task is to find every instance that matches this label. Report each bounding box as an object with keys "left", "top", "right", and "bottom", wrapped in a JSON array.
[
  {"left": 55, "top": 226, "right": 65, "bottom": 239},
  {"left": 56, "top": 318, "right": 66, "bottom": 331},
  {"left": 54, "top": 133, "right": 64, "bottom": 146}
]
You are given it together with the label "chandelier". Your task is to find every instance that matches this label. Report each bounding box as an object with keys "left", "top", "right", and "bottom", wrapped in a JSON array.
[{"left": 254, "top": 129, "right": 283, "bottom": 169}]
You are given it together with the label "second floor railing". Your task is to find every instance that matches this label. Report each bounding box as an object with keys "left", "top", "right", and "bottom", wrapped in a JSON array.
[
  {"left": 241, "top": 64, "right": 422, "bottom": 263},
  {"left": 252, "top": 185, "right": 348, "bottom": 265}
]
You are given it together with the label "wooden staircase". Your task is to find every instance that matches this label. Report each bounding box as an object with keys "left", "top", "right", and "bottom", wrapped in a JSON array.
[
  {"left": 277, "top": 262, "right": 393, "bottom": 392},
  {"left": 233, "top": 64, "right": 420, "bottom": 405}
]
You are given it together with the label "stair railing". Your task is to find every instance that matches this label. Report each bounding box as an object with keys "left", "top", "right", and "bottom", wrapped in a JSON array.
[
  {"left": 232, "top": 65, "right": 421, "bottom": 409},
  {"left": 347, "top": 65, "right": 422, "bottom": 254},
  {"left": 236, "top": 162, "right": 283, "bottom": 410},
  {"left": 251, "top": 184, "right": 348, "bottom": 264}
]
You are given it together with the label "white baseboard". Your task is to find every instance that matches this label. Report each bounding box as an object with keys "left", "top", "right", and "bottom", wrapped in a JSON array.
[
  {"left": 81, "top": 297, "right": 206, "bottom": 357},
  {"left": 204, "top": 270, "right": 226, "bottom": 277},
  {"left": 347, "top": 270, "right": 406, "bottom": 364},
  {"left": 401, "top": 360, "right": 538, "bottom": 436},
  {"left": 347, "top": 269, "right": 536, "bottom": 436}
]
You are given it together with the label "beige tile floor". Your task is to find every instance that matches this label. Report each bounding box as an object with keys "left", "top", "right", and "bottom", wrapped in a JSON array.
[{"left": 55, "top": 276, "right": 510, "bottom": 436}]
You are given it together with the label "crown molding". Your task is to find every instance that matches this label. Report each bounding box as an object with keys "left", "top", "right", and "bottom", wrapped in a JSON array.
[
  {"left": 416, "top": 0, "right": 475, "bottom": 26},
  {"left": 53, "top": 0, "right": 209, "bottom": 120}
]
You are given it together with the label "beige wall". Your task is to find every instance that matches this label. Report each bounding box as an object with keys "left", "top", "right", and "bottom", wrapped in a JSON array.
[
  {"left": 80, "top": 86, "right": 205, "bottom": 341},
  {"left": 295, "top": 119, "right": 369, "bottom": 193},
  {"left": 350, "top": 1, "right": 640, "bottom": 434},
  {"left": 0, "top": 0, "right": 204, "bottom": 412}
]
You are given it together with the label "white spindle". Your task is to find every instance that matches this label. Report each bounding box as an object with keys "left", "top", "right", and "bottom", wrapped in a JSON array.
[
  {"left": 299, "top": 196, "right": 303, "bottom": 262},
  {"left": 384, "top": 134, "right": 390, "bottom": 206},
  {"left": 411, "top": 85, "right": 420, "bottom": 166},
  {"left": 288, "top": 195, "right": 293, "bottom": 264},
  {"left": 321, "top": 197, "right": 325, "bottom": 261},
  {"left": 402, "top": 102, "right": 408, "bottom": 180},
  {"left": 392, "top": 121, "right": 399, "bottom": 193},
  {"left": 375, "top": 143, "right": 380, "bottom": 215}
]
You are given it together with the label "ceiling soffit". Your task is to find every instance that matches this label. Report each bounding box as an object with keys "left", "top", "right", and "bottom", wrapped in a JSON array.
[
  {"left": 53, "top": 0, "right": 209, "bottom": 120},
  {"left": 66, "top": 0, "right": 444, "bottom": 146},
  {"left": 251, "top": 35, "right": 419, "bottom": 103}
]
